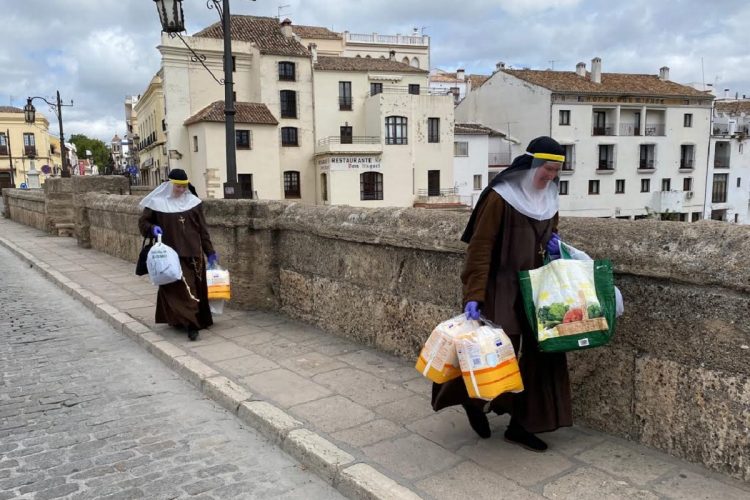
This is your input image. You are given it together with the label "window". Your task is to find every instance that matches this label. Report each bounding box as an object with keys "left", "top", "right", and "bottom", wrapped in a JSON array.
[
  {"left": 680, "top": 144, "right": 695, "bottom": 169},
  {"left": 340, "top": 126, "right": 352, "bottom": 144},
  {"left": 428, "top": 118, "right": 440, "bottom": 143},
  {"left": 473, "top": 175, "right": 482, "bottom": 190},
  {"left": 639, "top": 144, "right": 655, "bottom": 169},
  {"left": 598, "top": 145, "right": 614, "bottom": 170},
  {"left": 737, "top": 177, "right": 742, "bottom": 188},
  {"left": 712, "top": 173, "right": 728, "bottom": 203},
  {"left": 232, "top": 55, "right": 236, "bottom": 72},
  {"left": 193, "top": 136, "right": 198, "bottom": 152},
  {"left": 0, "top": 133, "right": 7, "bottom": 155},
  {"left": 559, "top": 110, "right": 570, "bottom": 126},
  {"left": 641, "top": 179, "right": 651, "bottom": 192},
  {"left": 588, "top": 180, "right": 600, "bottom": 195},
  {"left": 692, "top": 212, "right": 701, "bottom": 222},
  {"left": 280, "top": 90, "right": 297, "bottom": 118},
  {"left": 453, "top": 141, "right": 469, "bottom": 156},
  {"left": 661, "top": 178, "right": 671, "bottom": 191},
  {"left": 232, "top": 91, "right": 237, "bottom": 102},
  {"left": 615, "top": 179, "right": 625, "bottom": 194},
  {"left": 339, "top": 81, "right": 352, "bottom": 110},
  {"left": 385, "top": 116, "right": 407, "bottom": 145},
  {"left": 408, "top": 84, "right": 420, "bottom": 95},
  {"left": 370, "top": 82, "right": 382, "bottom": 95},
  {"left": 562, "top": 145, "right": 574, "bottom": 170},
  {"left": 281, "top": 127, "right": 299, "bottom": 146},
  {"left": 684, "top": 177, "right": 693, "bottom": 191},
  {"left": 684, "top": 113, "right": 693, "bottom": 127},
  {"left": 593, "top": 111, "right": 607, "bottom": 135},
  {"left": 360, "top": 172, "right": 383, "bottom": 200},
  {"left": 278, "top": 61, "right": 295, "bottom": 81},
  {"left": 238, "top": 174, "right": 253, "bottom": 199},
  {"left": 283, "top": 171, "right": 301, "bottom": 198},
  {"left": 321, "top": 173, "right": 328, "bottom": 202},
  {"left": 559, "top": 180, "right": 569, "bottom": 195},
  {"left": 235, "top": 129, "right": 251, "bottom": 149},
  {"left": 23, "top": 133, "right": 36, "bottom": 156}
]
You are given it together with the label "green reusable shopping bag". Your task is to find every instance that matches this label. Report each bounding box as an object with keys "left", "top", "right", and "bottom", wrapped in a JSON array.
[{"left": 518, "top": 248, "right": 617, "bottom": 353}]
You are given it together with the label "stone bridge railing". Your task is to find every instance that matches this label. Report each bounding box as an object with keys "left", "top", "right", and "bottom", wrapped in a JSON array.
[{"left": 2, "top": 179, "right": 749, "bottom": 482}]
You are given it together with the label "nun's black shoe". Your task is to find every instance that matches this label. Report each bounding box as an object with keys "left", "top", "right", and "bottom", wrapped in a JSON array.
[
  {"left": 462, "top": 403, "right": 491, "bottom": 439},
  {"left": 187, "top": 328, "right": 199, "bottom": 341},
  {"left": 504, "top": 420, "right": 547, "bottom": 452}
]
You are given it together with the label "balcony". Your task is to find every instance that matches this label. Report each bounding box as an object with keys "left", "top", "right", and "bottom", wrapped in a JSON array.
[
  {"left": 714, "top": 157, "right": 730, "bottom": 169},
  {"left": 619, "top": 124, "right": 641, "bottom": 136},
  {"left": 592, "top": 126, "right": 614, "bottom": 136},
  {"left": 488, "top": 152, "right": 512, "bottom": 166},
  {"left": 680, "top": 159, "right": 695, "bottom": 170},
  {"left": 639, "top": 159, "right": 655, "bottom": 171},
  {"left": 338, "top": 97, "right": 352, "bottom": 111},
  {"left": 24, "top": 146, "right": 37, "bottom": 157},
  {"left": 0, "top": 145, "right": 7, "bottom": 156},
  {"left": 368, "top": 85, "right": 451, "bottom": 97},
  {"left": 644, "top": 124, "right": 665, "bottom": 136},
  {"left": 345, "top": 32, "right": 429, "bottom": 47},
  {"left": 315, "top": 136, "right": 382, "bottom": 155},
  {"left": 597, "top": 160, "right": 615, "bottom": 172}
]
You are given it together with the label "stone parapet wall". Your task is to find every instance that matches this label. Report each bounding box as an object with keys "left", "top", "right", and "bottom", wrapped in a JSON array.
[
  {"left": 9, "top": 192, "right": 750, "bottom": 481},
  {"left": 2, "top": 189, "right": 47, "bottom": 230}
]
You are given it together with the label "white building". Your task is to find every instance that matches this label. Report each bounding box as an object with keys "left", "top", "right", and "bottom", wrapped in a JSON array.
[
  {"left": 456, "top": 58, "right": 714, "bottom": 220},
  {"left": 706, "top": 99, "right": 750, "bottom": 223},
  {"left": 429, "top": 69, "right": 489, "bottom": 104},
  {"left": 453, "top": 123, "right": 512, "bottom": 207}
]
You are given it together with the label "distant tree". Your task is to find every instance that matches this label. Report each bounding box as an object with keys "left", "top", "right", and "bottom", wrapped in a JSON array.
[{"left": 69, "top": 134, "right": 110, "bottom": 170}]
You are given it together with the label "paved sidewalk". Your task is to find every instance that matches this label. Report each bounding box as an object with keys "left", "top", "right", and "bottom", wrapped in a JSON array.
[{"left": 1, "top": 217, "right": 748, "bottom": 499}]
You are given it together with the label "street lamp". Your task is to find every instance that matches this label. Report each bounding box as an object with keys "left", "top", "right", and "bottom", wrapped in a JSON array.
[
  {"left": 24, "top": 91, "right": 74, "bottom": 178},
  {"left": 153, "top": 0, "right": 249, "bottom": 199}
]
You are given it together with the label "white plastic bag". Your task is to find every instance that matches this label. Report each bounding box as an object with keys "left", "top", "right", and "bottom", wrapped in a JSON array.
[
  {"left": 560, "top": 241, "right": 624, "bottom": 317},
  {"left": 209, "top": 299, "right": 225, "bottom": 315},
  {"left": 146, "top": 234, "right": 182, "bottom": 286}
]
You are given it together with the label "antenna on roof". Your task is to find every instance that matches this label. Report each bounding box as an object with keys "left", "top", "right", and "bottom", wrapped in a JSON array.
[
  {"left": 548, "top": 60, "right": 555, "bottom": 70},
  {"left": 277, "top": 4, "right": 290, "bottom": 20}
]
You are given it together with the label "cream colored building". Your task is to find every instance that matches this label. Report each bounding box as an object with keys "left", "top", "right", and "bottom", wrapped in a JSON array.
[
  {"left": 133, "top": 71, "right": 168, "bottom": 185},
  {"left": 0, "top": 106, "right": 53, "bottom": 188},
  {"left": 313, "top": 55, "right": 454, "bottom": 206}
]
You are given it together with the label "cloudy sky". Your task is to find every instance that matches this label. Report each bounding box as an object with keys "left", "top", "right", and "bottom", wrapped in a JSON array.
[{"left": 2, "top": 0, "right": 749, "bottom": 142}]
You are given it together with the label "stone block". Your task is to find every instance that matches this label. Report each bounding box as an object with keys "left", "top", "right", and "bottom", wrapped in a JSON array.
[
  {"left": 241, "top": 368, "right": 332, "bottom": 408},
  {"left": 237, "top": 401, "right": 302, "bottom": 445},
  {"left": 288, "top": 395, "right": 376, "bottom": 433},
  {"left": 202, "top": 376, "right": 252, "bottom": 413},
  {"left": 281, "top": 429, "right": 354, "bottom": 484},
  {"left": 417, "top": 461, "right": 541, "bottom": 500},
  {"left": 338, "top": 463, "right": 422, "bottom": 500},
  {"left": 362, "top": 434, "right": 461, "bottom": 481},
  {"left": 542, "top": 467, "right": 658, "bottom": 500},
  {"left": 172, "top": 356, "right": 220, "bottom": 389}
]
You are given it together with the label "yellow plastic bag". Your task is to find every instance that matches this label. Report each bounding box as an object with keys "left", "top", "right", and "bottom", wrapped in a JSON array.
[
  {"left": 415, "top": 315, "right": 479, "bottom": 384},
  {"left": 206, "top": 267, "right": 231, "bottom": 301},
  {"left": 455, "top": 325, "right": 523, "bottom": 400}
]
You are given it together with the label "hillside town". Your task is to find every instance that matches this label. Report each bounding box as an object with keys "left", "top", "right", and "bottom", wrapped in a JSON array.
[{"left": 2, "top": 14, "right": 749, "bottom": 223}]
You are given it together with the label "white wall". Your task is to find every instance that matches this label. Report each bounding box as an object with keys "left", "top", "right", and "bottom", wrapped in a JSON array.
[
  {"left": 453, "top": 134, "right": 488, "bottom": 207},
  {"left": 706, "top": 137, "right": 750, "bottom": 223}
]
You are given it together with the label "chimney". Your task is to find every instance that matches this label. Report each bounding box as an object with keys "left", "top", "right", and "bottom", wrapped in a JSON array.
[
  {"left": 724, "top": 88, "right": 730, "bottom": 99},
  {"left": 308, "top": 43, "right": 318, "bottom": 64},
  {"left": 389, "top": 50, "right": 396, "bottom": 61},
  {"left": 496, "top": 61, "right": 506, "bottom": 71},
  {"left": 590, "top": 57, "right": 602, "bottom": 84},
  {"left": 659, "top": 66, "right": 670, "bottom": 81},
  {"left": 280, "top": 18, "right": 293, "bottom": 38},
  {"left": 576, "top": 62, "right": 586, "bottom": 77},
  {"left": 457, "top": 68, "right": 465, "bottom": 81}
]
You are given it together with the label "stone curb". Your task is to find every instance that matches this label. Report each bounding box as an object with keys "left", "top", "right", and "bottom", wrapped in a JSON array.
[{"left": 0, "top": 234, "right": 423, "bottom": 500}]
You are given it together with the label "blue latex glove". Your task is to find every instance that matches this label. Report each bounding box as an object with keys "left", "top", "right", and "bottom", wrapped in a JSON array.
[
  {"left": 207, "top": 252, "right": 218, "bottom": 268},
  {"left": 546, "top": 232, "right": 561, "bottom": 260},
  {"left": 464, "top": 301, "right": 481, "bottom": 320},
  {"left": 152, "top": 225, "right": 163, "bottom": 237}
]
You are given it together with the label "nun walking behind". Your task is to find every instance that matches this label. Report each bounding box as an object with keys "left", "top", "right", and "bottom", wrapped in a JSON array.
[
  {"left": 138, "top": 169, "right": 218, "bottom": 341},
  {"left": 431, "top": 136, "right": 571, "bottom": 452}
]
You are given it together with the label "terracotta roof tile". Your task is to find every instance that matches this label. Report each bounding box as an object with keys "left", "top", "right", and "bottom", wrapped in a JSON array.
[
  {"left": 0, "top": 106, "right": 23, "bottom": 113},
  {"left": 455, "top": 123, "right": 505, "bottom": 136},
  {"left": 314, "top": 56, "right": 427, "bottom": 73},
  {"left": 715, "top": 100, "right": 750, "bottom": 115},
  {"left": 184, "top": 101, "right": 278, "bottom": 126},
  {"left": 292, "top": 25, "right": 341, "bottom": 40},
  {"left": 194, "top": 15, "right": 309, "bottom": 57},
  {"left": 503, "top": 69, "right": 710, "bottom": 98}
]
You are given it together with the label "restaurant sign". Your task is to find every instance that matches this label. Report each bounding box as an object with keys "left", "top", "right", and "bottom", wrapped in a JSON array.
[{"left": 318, "top": 155, "right": 382, "bottom": 172}]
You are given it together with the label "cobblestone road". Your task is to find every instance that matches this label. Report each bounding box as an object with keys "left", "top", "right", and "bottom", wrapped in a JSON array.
[{"left": 0, "top": 243, "right": 343, "bottom": 500}]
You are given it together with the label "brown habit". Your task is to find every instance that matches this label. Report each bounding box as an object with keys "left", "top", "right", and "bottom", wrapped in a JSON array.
[
  {"left": 139, "top": 205, "right": 215, "bottom": 330},
  {"left": 431, "top": 190, "right": 572, "bottom": 433}
]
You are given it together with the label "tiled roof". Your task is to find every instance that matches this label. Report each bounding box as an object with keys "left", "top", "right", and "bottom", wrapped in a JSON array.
[
  {"left": 470, "top": 75, "right": 490, "bottom": 87},
  {"left": 0, "top": 106, "right": 23, "bottom": 113},
  {"left": 503, "top": 69, "right": 710, "bottom": 98},
  {"left": 184, "top": 101, "right": 278, "bottom": 126},
  {"left": 314, "top": 56, "right": 428, "bottom": 73},
  {"left": 455, "top": 123, "right": 505, "bottom": 136},
  {"left": 193, "top": 15, "right": 309, "bottom": 57},
  {"left": 715, "top": 100, "right": 750, "bottom": 115},
  {"left": 430, "top": 72, "right": 489, "bottom": 87},
  {"left": 292, "top": 25, "right": 341, "bottom": 40}
]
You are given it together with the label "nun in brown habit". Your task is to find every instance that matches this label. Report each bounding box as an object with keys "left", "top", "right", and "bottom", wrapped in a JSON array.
[
  {"left": 138, "top": 169, "right": 217, "bottom": 341},
  {"left": 431, "top": 136, "right": 571, "bottom": 452}
]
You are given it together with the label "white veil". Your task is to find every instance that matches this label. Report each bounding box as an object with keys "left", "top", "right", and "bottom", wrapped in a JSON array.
[
  {"left": 138, "top": 182, "right": 202, "bottom": 213},
  {"left": 493, "top": 157, "right": 559, "bottom": 221}
]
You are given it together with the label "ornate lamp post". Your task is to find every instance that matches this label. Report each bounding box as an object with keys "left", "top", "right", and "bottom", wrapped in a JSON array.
[
  {"left": 24, "top": 91, "right": 74, "bottom": 178},
  {"left": 153, "top": 0, "right": 248, "bottom": 199}
]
